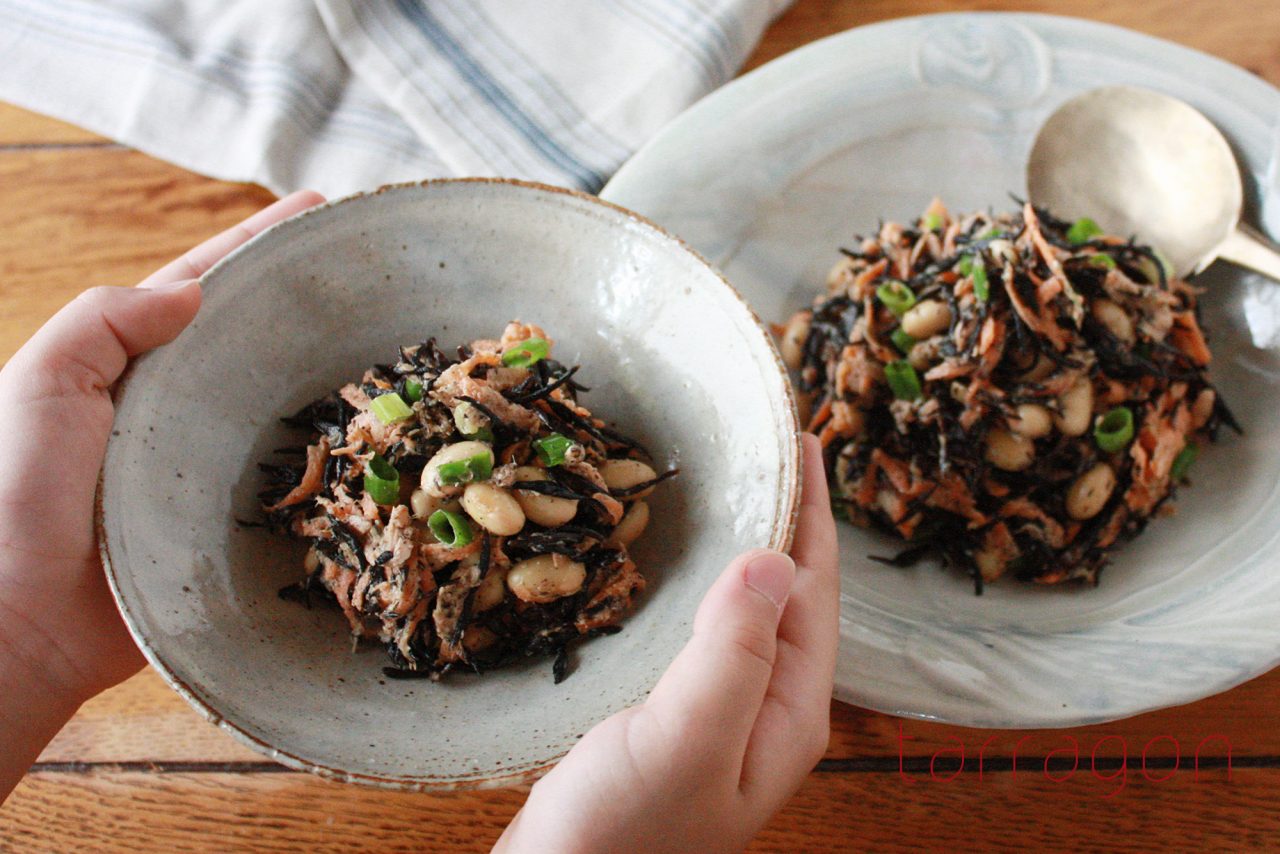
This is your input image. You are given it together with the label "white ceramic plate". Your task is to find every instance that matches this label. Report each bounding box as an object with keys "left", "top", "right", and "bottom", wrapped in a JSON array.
[
  {"left": 99, "top": 179, "right": 800, "bottom": 788},
  {"left": 602, "top": 13, "right": 1280, "bottom": 728}
]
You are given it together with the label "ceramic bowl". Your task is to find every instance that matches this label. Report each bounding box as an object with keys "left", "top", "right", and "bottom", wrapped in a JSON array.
[
  {"left": 98, "top": 179, "right": 800, "bottom": 789},
  {"left": 602, "top": 13, "right": 1280, "bottom": 727}
]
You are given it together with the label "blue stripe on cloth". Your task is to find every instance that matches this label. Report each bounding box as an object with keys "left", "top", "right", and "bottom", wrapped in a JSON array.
[
  {"left": 608, "top": 0, "right": 721, "bottom": 90},
  {"left": 356, "top": 1, "right": 538, "bottom": 176},
  {"left": 656, "top": 0, "right": 735, "bottom": 81},
  {"left": 393, "top": 0, "right": 605, "bottom": 190},
  {"left": 681, "top": 0, "right": 743, "bottom": 73},
  {"left": 440, "top": 1, "right": 631, "bottom": 167}
]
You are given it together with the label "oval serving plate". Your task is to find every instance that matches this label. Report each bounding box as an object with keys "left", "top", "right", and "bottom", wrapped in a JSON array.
[
  {"left": 603, "top": 13, "right": 1280, "bottom": 727},
  {"left": 99, "top": 179, "right": 800, "bottom": 788}
]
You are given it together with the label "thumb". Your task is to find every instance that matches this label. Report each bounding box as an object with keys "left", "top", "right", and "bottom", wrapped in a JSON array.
[
  {"left": 643, "top": 548, "right": 796, "bottom": 766},
  {"left": 5, "top": 281, "right": 201, "bottom": 399}
]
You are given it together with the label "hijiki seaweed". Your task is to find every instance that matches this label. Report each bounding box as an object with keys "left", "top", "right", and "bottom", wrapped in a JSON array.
[
  {"left": 778, "top": 200, "right": 1237, "bottom": 592},
  {"left": 258, "top": 322, "right": 674, "bottom": 681}
]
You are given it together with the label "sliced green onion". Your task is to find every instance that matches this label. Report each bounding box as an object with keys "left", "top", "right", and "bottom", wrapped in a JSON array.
[
  {"left": 436, "top": 449, "right": 494, "bottom": 485},
  {"left": 876, "top": 280, "right": 917, "bottom": 317},
  {"left": 1067, "top": 217, "right": 1103, "bottom": 245},
  {"left": 370, "top": 392, "right": 414, "bottom": 424},
  {"left": 403, "top": 379, "right": 424, "bottom": 402},
  {"left": 885, "top": 360, "right": 922, "bottom": 401},
  {"left": 453, "top": 401, "right": 489, "bottom": 436},
  {"left": 978, "top": 228, "right": 1005, "bottom": 240},
  {"left": 533, "top": 432, "right": 575, "bottom": 467},
  {"left": 364, "top": 455, "right": 401, "bottom": 505},
  {"left": 959, "top": 253, "right": 990, "bottom": 300},
  {"left": 428, "top": 509, "right": 474, "bottom": 548},
  {"left": 1089, "top": 253, "right": 1117, "bottom": 270},
  {"left": 502, "top": 337, "right": 550, "bottom": 368},
  {"left": 1170, "top": 444, "right": 1199, "bottom": 480},
  {"left": 1094, "top": 407, "right": 1134, "bottom": 453},
  {"left": 922, "top": 212, "right": 943, "bottom": 231},
  {"left": 890, "top": 328, "right": 916, "bottom": 354},
  {"left": 971, "top": 261, "right": 990, "bottom": 301}
]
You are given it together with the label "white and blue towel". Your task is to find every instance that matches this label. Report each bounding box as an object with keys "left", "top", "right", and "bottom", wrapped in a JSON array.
[{"left": 0, "top": 0, "right": 789, "bottom": 196}]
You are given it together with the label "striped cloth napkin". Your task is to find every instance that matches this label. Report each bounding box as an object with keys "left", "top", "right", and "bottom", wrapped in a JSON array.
[{"left": 0, "top": 0, "right": 789, "bottom": 196}]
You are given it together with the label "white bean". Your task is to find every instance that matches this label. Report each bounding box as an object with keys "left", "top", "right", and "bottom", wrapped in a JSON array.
[
  {"left": 907, "top": 335, "right": 944, "bottom": 371},
  {"left": 421, "top": 440, "right": 493, "bottom": 495},
  {"left": 410, "top": 488, "right": 449, "bottom": 520},
  {"left": 1019, "top": 354, "right": 1056, "bottom": 384},
  {"left": 984, "top": 429, "right": 1035, "bottom": 471},
  {"left": 461, "top": 483, "right": 525, "bottom": 536},
  {"left": 780, "top": 311, "right": 812, "bottom": 371},
  {"left": 1053, "top": 377, "right": 1094, "bottom": 437},
  {"left": 974, "top": 548, "right": 1007, "bottom": 582},
  {"left": 473, "top": 565, "right": 508, "bottom": 612},
  {"left": 1007, "top": 403, "right": 1053, "bottom": 439},
  {"left": 511, "top": 466, "right": 578, "bottom": 527},
  {"left": 1091, "top": 299, "right": 1135, "bottom": 345},
  {"left": 600, "top": 459, "right": 658, "bottom": 498},
  {"left": 1066, "top": 463, "right": 1116, "bottom": 520},
  {"left": 607, "top": 501, "right": 649, "bottom": 547},
  {"left": 1192, "top": 388, "right": 1216, "bottom": 429},
  {"left": 462, "top": 626, "right": 498, "bottom": 652},
  {"left": 452, "top": 401, "right": 489, "bottom": 436},
  {"left": 507, "top": 554, "right": 586, "bottom": 603},
  {"left": 901, "top": 299, "right": 952, "bottom": 339},
  {"left": 987, "top": 238, "right": 1016, "bottom": 264},
  {"left": 826, "top": 255, "right": 858, "bottom": 290}
]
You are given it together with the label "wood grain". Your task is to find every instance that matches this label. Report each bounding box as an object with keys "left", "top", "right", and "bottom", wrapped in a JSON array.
[
  {"left": 38, "top": 667, "right": 1267, "bottom": 765},
  {"left": 0, "top": 102, "right": 107, "bottom": 146},
  {"left": 0, "top": 765, "right": 1262, "bottom": 853},
  {"left": 4, "top": 1, "right": 1280, "bottom": 851},
  {"left": 0, "top": 148, "right": 275, "bottom": 362},
  {"left": 748, "top": 0, "right": 1280, "bottom": 85}
]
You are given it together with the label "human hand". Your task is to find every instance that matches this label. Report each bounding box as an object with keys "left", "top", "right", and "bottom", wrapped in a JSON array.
[
  {"left": 494, "top": 433, "right": 839, "bottom": 854},
  {"left": 0, "top": 191, "right": 325, "bottom": 801}
]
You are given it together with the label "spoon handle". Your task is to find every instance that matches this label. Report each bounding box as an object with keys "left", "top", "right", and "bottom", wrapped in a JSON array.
[{"left": 1217, "top": 223, "right": 1280, "bottom": 283}]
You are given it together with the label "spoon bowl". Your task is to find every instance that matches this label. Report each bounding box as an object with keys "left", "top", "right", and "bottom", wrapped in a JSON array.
[{"left": 1028, "top": 85, "right": 1280, "bottom": 281}]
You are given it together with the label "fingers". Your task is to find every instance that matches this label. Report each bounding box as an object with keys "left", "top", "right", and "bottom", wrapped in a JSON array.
[
  {"left": 641, "top": 548, "right": 796, "bottom": 768},
  {"left": 737, "top": 434, "right": 840, "bottom": 795},
  {"left": 6, "top": 283, "right": 202, "bottom": 399},
  {"left": 790, "top": 432, "right": 839, "bottom": 581},
  {"left": 137, "top": 190, "right": 326, "bottom": 288}
]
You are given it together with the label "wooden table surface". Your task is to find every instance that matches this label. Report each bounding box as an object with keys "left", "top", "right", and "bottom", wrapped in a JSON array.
[{"left": 3, "top": 1, "right": 1280, "bottom": 851}]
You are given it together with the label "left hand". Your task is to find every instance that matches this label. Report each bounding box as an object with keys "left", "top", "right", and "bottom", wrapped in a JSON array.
[{"left": 0, "top": 191, "right": 324, "bottom": 770}]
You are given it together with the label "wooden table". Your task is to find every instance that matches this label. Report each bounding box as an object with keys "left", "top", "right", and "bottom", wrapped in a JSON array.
[{"left": 3, "top": 1, "right": 1280, "bottom": 850}]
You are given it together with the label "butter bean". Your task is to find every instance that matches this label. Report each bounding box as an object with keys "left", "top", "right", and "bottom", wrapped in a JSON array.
[
  {"left": 607, "top": 501, "right": 650, "bottom": 547},
  {"left": 511, "top": 466, "right": 578, "bottom": 527},
  {"left": 1054, "top": 377, "right": 1094, "bottom": 437},
  {"left": 1192, "top": 388, "right": 1216, "bottom": 429},
  {"left": 600, "top": 459, "right": 658, "bottom": 498},
  {"left": 461, "top": 483, "right": 525, "bottom": 536},
  {"left": 1066, "top": 463, "right": 1116, "bottom": 520},
  {"left": 780, "top": 311, "right": 812, "bottom": 371},
  {"left": 473, "top": 564, "right": 508, "bottom": 612},
  {"left": 420, "top": 440, "right": 493, "bottom": 495},
  {"left": 1091, "top": 299, "right": 1135, "bottom": 345},
  {"left": 984, "top": 429, "right": 1035, "bottom": 471},
  {"left": 507, "top": 554, "right": 586, "bottom": 603},
  {"left": 1007, "top": 403, "right": 1053, "bottom": 439},
  {"left": 901, "top": 299, "right": 952, "bottom": 339}
]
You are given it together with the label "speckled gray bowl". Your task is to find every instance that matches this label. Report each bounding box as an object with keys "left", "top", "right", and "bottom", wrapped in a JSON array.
[{"left": 98, "top": 179, "right": 800, "bottom": 790}]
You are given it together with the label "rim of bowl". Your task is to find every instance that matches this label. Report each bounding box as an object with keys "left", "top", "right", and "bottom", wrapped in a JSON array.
[{"left": 96, "top": 176, "right": 802, "bottom": 791}]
